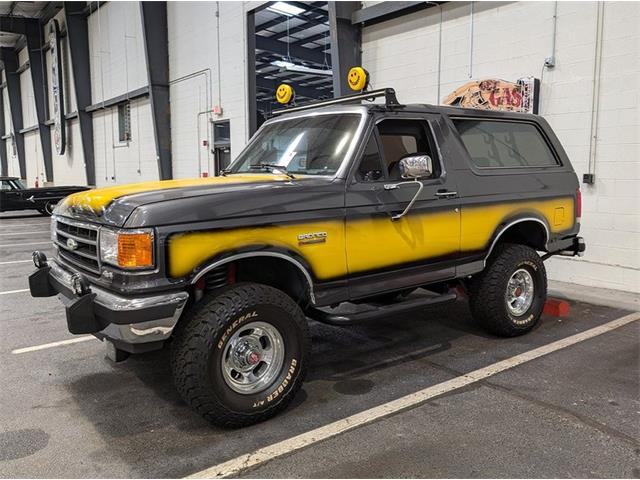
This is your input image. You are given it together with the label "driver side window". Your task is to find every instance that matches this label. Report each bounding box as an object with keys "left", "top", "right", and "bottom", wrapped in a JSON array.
[{"left": 378, "top": 119, "right": 438, "bottom": 180}]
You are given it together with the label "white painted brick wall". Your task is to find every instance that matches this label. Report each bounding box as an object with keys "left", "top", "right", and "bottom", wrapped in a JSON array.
[
  {"left": 362, "top": 1, "right": 640, "bottom": 293},
  {"left": 88, "top": 1, "right": 147, "bottom": 102},
  {"left": 50, "top": 120, "right": 86, "bottom": 186},
  {"left": 18, "top": 48, "right": 37, "bottom": 129},
  {"left": 167, "top": 1, "right": 263, "bottom": 178},
  {"left": 23, "top": 130, "right": 44, "bottom": 187},
  {"left": 92, "top": 97, "right": 157, "bottom": 187}
]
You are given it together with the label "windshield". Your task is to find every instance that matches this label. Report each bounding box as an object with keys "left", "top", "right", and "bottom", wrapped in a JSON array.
[{"left": 229, "top": 114, "right": 361, "bottom": 176}]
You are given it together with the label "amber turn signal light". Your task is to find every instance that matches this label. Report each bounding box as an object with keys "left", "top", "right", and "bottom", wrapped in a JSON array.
[{"left": 117, "top": 232, "right": 153, "bottom": 268}]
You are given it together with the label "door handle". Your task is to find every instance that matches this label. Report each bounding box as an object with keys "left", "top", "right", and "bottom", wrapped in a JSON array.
[{"left": 435, "top": 189, "right": 458, "bottom": 198}]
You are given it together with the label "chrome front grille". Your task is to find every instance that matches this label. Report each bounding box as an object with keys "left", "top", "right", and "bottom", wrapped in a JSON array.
[{"left": 54, "top": 217, "right": 101, "bottom": 275}]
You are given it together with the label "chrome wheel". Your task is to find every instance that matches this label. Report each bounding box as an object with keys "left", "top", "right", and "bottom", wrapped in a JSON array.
[
  {"left": 45, "top": 201, "right": 56, "bottom": 215},
  {"left": 506, "top": 268, "right": 534, "bottom": 316},
  {"left": 221, "top": 321, "right": 285, "bottom": 394}
]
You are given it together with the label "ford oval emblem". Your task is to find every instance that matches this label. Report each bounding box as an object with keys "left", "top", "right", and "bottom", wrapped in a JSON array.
[{"left": 66, "top": 238, "right": 78, "bottom": 250}]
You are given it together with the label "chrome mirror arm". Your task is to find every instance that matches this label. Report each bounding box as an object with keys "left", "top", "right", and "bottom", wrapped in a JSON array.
[{"left": 383, "top": 178, "right": 424, "bottom": 221}]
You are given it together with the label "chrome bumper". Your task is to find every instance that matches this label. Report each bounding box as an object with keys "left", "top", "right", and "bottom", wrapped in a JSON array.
[{"left": 29, "top": 258, "right": 189, "bottom": 350}]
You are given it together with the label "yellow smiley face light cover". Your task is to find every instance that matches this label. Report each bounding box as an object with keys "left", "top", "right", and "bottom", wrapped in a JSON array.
[
  {"left": 347, "top": 66, "right": 369, "bottom": 91},
  {"left": 275, "top": 83, "right": 295, "bottom": 104}
]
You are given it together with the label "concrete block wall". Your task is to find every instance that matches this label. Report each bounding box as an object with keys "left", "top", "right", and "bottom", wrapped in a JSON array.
[
  {"left": 87, "top": 1, "right": 156, "bottom": 186},
  {"left": 167, "top": 1, "right": 262, "bottom": 179},
  {"left": 87, "top": 1, "right": 147, "bottom": 101},
  {"left": 2, "top": 1, "right": 259, "bottom": 186},
  {"left": 361, "top": 1, "right": 639, "bottom": 293},
  {"left": 91, "top": 97, "right": 157, "bottom": 185}
]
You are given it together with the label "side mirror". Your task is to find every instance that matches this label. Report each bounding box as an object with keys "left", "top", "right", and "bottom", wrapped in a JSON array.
[{"left": 399, "top": 154, "right": 433, "bottom": 179}]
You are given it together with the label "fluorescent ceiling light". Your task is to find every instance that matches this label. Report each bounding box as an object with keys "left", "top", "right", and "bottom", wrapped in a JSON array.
[
  {"left": 271, "top": 60, "right": 333, "bottom": 76},
  {"left": 267, "top": 2, "right": 305, "bottom": 16}
]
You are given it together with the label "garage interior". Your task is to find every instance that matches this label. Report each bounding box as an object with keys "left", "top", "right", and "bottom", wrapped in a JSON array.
[
  {"left": 253, "top": 1, "right": 333, "bottom": 125},
  {"left": 0, "top": 1, "right": 639, "bottom": 478}
]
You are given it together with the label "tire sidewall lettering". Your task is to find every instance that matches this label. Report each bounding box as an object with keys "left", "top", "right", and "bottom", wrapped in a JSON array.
[
  {"left": 208, "top": 302, "right": 305, "bottom": 414},
  {"left": 508, "top": 260, "right": 543, "bottom": 326},
  {"left": 252, "top": 358, "right": 298, "bottom": 408},
  {"left": 217, "top": 310, "right": 258, "bottom": 349}
]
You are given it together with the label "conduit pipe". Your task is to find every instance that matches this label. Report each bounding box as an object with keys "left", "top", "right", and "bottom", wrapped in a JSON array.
[
  {"left": 468, "top": 1, "right": 474, "bottom": 79},
  {"left": 197, "top": 109, "right": 218, "bottom": 176},
  {"left": 586, "top": 1, "right": 605, "bottom": 183}
]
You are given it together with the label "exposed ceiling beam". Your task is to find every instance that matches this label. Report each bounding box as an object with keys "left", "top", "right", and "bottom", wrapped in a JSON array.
[
  {"left": 0, "top": 15, "right": 31, "bottom": 35},
  {"left": 256, "top": 35, "right": 328, "bottom": 65},
  {"left": 291, "top": 30, "right": 328, "bottom": 46},
  {"left": 256, "top": 9, "right": 327, "bottom": 33},
  {"left": 268, "top": 15, "right": 328, "bottom": 42},
  {"left": 351, "top": 1, "right": 445, "bottom": 26}
]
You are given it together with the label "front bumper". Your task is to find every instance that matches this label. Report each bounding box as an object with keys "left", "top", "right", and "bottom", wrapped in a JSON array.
[{"left": 29, "top": 257, "right": 188, "bottom": 352}]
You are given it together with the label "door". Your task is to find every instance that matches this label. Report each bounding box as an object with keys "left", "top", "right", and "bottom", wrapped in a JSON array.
[
  {"left": 212, "top": 120, "right": 231, "bottom": 175},
  {"left": 1, "top": 179, "right": 25, "bottom": 211},
  {"left": 345, "top": 116, "right": 460, "bottom": 299}
]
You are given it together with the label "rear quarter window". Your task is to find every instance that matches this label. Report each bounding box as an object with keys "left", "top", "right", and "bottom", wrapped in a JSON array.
[{"left": 452, "top": 119, "right": 559, "bottom": 168}]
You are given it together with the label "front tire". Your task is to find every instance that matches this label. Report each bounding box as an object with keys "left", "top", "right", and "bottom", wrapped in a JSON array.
[
  {"left": 171, "top": 283, "right": 310, "bottom": 428},
  {"left": 468, "top": 243, "right": 547, "bottom": 337},
  {"left": 38, "top": 201, "right": 56, "bottom": 216}
]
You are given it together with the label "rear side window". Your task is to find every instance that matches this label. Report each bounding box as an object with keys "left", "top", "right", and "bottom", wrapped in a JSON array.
[{"left": 453, "top": 119, "right": 559, "bottom": 168}]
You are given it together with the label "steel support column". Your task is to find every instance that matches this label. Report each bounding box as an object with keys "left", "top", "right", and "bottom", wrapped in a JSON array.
[
  {"left": 25, "top": 20, "right": 54, "bottom": 182},
  {"left": 0, "top": 82, "right": 7, "bottom": 176},
  {"left": 64, "top": 1, "right": 96, "bottom": 185},
  {"left": 247, "top": 9, "right": 258, "bottom": 136},
  {"left": 140, "top": 2, "right": 172, "bottom": 180},
  {"left": 329, "top": 2, "right": 361, "bottom": 97},
  {"left": 0, "top": 48, "right": 26, "bottom": 179}
]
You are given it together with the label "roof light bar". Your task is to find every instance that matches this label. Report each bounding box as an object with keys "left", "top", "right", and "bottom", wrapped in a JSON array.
[{"left": 272, "top": 88, "right": 401, "bottom": 116}]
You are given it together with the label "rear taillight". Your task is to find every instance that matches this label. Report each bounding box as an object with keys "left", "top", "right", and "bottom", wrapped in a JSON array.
[{"left": 575, "top": 188, "right": 582, "bottom": 221}]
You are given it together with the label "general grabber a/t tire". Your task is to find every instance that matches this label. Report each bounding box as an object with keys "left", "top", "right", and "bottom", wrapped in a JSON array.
[
  {"left": 170, "top": 283, "right": 310, "bottom": 428},
  {"left": 468, "top": 243, "right": 547, "bottom": 337}
]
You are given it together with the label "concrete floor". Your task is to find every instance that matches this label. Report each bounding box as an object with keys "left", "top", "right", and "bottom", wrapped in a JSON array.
[{"left": 1, "top": 211, "right": 639, "bottom": 478}]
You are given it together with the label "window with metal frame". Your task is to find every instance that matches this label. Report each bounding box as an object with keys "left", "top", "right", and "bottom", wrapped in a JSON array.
[
  {"left": 118, "top": 102, "right": 132, "bottom": 142},
  {"left": 453, "top": 119, "right": 559, "bottom": 168}
]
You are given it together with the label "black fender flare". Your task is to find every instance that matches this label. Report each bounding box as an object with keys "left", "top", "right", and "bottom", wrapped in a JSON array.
[
  {"left": 189, "top": 247, "right": 318, "bottom": 304},
  {"left": 483, "top": 215, "right": 550, "bottom": 266}
]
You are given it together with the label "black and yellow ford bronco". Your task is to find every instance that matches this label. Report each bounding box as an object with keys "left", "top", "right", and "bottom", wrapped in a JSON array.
[{"left": 29, "top": 88, "right": 585, "bottom": 427}]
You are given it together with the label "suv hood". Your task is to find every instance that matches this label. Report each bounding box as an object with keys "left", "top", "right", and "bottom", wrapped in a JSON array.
[{"left": 56, "top": 174, "right": 340, "bottom": 228}]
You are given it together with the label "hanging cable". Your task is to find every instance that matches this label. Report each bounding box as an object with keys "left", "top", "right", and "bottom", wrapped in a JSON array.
[
  {"left": 468, "top": 2, "right": 474, "bottom": 79},
  {"left": 587, "top": 1, "right": 605, "bottom": 183}
]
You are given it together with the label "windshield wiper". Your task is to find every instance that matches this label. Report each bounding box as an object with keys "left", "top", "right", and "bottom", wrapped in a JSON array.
[{"left": 249, "top": 163, "right": 296, "bottom": 179}]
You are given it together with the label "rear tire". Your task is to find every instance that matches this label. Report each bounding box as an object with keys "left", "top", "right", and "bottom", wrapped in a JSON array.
[
  {"left": 170, "top": 283, "right": 310, "bottom": 428},
  {"left": 468, "top": 243, "right": 546, "bottom": 337}
]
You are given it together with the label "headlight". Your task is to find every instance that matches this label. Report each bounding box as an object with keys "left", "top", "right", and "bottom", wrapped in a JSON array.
[{"left": 100, "top": 228, "right": 154, "bottom": 269}]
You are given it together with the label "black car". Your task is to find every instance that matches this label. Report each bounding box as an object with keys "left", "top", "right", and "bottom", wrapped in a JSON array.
[{"left": 0, "top": 176, "right": 90, "bottom": 216}]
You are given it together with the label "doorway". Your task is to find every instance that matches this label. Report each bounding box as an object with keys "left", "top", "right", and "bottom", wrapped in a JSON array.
[{"left": 212, "top": 120, "right": 231, "bottom": 174}]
